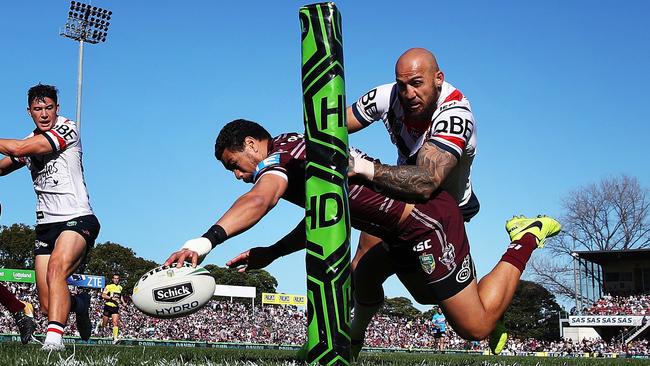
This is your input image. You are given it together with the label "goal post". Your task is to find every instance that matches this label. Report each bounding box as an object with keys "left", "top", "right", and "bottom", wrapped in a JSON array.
[{"left": 300, "top": 2, "right": 351, "bottom": 365}]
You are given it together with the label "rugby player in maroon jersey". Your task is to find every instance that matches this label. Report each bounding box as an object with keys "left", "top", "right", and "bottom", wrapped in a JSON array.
[{"left": 164, "top": 119, "right": 560, "bottom": 357}]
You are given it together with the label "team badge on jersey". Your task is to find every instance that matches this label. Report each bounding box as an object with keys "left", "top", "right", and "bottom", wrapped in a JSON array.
[{"left": 419, "top": 254, "right": 435, "bottom": 275}]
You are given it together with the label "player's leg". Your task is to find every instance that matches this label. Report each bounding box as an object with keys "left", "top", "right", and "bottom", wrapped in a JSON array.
[
  {"left": 351, "top": 232, "right": 382, "bottom": 271},
  {"left": 0, "top": 284, "right": 36, "bottom": 344},
  {"left": 439, "top": 216, "right": 561, "bottom": 348},
  {"left": 96, "top": 308, "right": 106, "bottom": 335},
  {"left": 440, "top": 331, "right": 447, "bottom": 351},
  {"left": 34, "top": 255, "right": 51, "bottom": 315},
  {"left": 43, "top": 231, "right": 87, "bottom": 347},
  {"left": 98, "top": 313, "right": 109, "bottom": 334},
  {"left": 439, "top": 280, "right": 496, "bottom": 339},
  {"left": 350, "top": 242, "right": 396, "bottom": 359},
  {"left": 111, "top": 312, "right": 119, "bottom": 342},
  {"left": 0, "top": 283, "right": 26, "bottom": 313}
]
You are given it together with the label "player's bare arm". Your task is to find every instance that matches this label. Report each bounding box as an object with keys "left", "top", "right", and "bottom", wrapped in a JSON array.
[
  {"left": 215, "top": 174, "right": 287, "bottom": 237},
  {"left": 346, "top": 106, "right": 366, "bottom": 133},
  {"left": 0, "top": 135, "right": 54, "bottom": 157},
  {"left": 101, "top": 289, "right": 111, "bottom": 301},
  {"left": 352, "top": 141, "right": 457, "bottom": 201},
  {"left": 0, "top": 157, "right": 23, "bottom": 176},
  {"left": 164, "top": 173, "right": 288, "bottom": 268}
]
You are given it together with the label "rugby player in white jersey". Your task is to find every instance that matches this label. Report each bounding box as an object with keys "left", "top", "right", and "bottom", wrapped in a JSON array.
[
  {"left": 343, "top": 48, "right": 512, "bottom": 354},
  {"left": 0, "top": 84, "right": 100, "bottom": 351},
  {"left": 347, "top": 48, "right": 477, "bottom": 216}
]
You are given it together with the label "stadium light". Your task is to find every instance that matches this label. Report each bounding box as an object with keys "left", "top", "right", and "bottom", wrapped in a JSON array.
[{"left": 60, "top": 1, "right": 113, "bottom": 131}]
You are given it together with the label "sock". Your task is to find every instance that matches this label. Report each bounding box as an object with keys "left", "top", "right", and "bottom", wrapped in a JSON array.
[
  {"left": 500, "top": 232, "right": 538, "bottom": 272},
  {"left": 112, "top": 326, "right": 119, "bottom": 339},
  {"left": 0, "top": 284, "right": 26, "bottom": 313},
  {"left": 350, "top": 301, "right": 383, "bottom": 341},
  {"left": 45, "top": 321, "right": 64, "bottom": 345}
]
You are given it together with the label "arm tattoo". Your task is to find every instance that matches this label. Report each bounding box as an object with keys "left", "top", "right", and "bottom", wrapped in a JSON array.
[{"left": 372, "top": 142, "right": 458, "bottom": 201}]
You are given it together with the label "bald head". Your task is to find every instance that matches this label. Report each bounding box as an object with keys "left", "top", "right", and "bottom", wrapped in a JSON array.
[
  {"left": 394, "top": 48, "right": 444, "bottom": 121},
  {"left": 395, "top": 48, "right": 439, "bottom": 76}
]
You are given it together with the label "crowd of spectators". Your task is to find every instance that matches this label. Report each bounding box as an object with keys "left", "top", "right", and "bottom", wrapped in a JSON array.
[
  {"left": 501, "top": 337, "right": 650, "bottom": 356},
  {"left": 584, "top": 294, "right": 650, "bottom": 316},
  {"left": 1, "top": 283, "right": 649, "bottom": 356}
]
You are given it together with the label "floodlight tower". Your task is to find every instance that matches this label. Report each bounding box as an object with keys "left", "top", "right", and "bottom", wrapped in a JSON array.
[{"left": 60, "top": 1, "right": 112, "bottom": 130}]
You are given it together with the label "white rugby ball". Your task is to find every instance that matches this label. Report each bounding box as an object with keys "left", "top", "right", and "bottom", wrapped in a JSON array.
[{"left": 132, "top": 263, "right": 215, "bottom": 319}]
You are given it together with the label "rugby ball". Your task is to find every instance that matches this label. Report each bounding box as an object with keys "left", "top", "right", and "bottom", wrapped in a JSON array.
[{"left": 132, "top": 263, "right": 215, "bottom": 319}]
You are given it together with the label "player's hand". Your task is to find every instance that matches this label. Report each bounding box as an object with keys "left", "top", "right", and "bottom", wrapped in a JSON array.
[
  {"left": 226, "top": 247, "right": 275, "bottom": 272},
  {"left": 163, "top": 248, "right": 199, "bottom": 268},
  {"left": 348, "top": 147, "right": 375, "bottom": 180}
]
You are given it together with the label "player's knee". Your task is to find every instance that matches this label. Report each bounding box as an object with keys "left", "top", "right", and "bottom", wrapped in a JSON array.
[{"left": 45, "top": 259, "right": 67, "bottom": 283}]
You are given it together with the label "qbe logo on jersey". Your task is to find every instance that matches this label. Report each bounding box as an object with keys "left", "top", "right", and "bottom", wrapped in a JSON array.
[{"left": 153, "top": 282, "right": 194, "bottom": 303}]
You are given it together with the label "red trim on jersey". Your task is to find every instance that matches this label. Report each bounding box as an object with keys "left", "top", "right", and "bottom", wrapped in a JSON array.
[
  {"left": 435, "top": 135, "right": 466, "bottom": 150},
  {"left": 442, "top": 89, "right": 463, "bottom": 104},
  {"left": 49, "top": 130, "right": 67, "bottom": 150},
  {"left": 47, "top": 326, "right": 64, "bottom": 335}
]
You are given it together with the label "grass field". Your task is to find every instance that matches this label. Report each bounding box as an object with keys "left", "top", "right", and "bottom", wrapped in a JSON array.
[{"left": 2, "top": 343, "right": 650, "bottom": 366}]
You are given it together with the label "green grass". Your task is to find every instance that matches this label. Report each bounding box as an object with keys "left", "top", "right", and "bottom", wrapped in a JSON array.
[{"left": 1, "top": 343, "right": 648, "bottom": 366}]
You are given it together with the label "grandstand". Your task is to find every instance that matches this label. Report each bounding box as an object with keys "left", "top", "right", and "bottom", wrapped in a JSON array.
[
  {"left": 1, "top": 282, "right": 650, "bottom": 357},
  {"left": 561, "top": 249, "right": 650, "bottom": 345}
]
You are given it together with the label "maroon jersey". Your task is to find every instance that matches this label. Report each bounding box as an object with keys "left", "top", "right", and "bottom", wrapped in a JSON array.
[{"left": 253, "top": 133, "right": 406, "bottom": 239}]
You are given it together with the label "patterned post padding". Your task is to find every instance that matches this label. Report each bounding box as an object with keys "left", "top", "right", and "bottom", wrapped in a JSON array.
[{"left": 300, "top": 2, "right": 351, "bottom": 365}]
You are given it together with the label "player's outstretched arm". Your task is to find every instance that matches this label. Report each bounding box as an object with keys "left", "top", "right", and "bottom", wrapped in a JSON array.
[
  {"left": 0, "top": 135, "right": 54, "bottom": 157},
  {"left": 226, "top": 219, "right": 307, "bottom": 272},
  {"left": 164, "top": 174, "right": 288, "bottom": 268},
  {"left": 350, "top": 141, "right": 457, "bottom": 201},
  {"left": 0, "top": 157, "right": 24, "bottom": 176}
]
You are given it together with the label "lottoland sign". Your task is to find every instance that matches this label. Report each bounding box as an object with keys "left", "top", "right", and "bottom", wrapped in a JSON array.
[
  {"left": 0, "top": 269, "right": 35, "bottom": 283},
  {"left": 569, "top": 315, "right": 644, "bottom": 326}
]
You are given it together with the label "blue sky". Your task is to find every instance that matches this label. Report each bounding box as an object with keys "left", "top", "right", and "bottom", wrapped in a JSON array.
[{"left": 1, "top": 1, "right": 649, "bottom": 310}]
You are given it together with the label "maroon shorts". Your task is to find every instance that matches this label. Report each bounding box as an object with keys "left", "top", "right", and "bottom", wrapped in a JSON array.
[{"left": 354, "top": 191, "right": 475, "bottom": 305}]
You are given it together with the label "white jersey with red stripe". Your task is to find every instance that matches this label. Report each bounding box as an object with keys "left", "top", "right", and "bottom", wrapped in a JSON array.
[
  {"left": 351, "top": 81, "right": 476, "bottom": 207},
  {"left": 11, "top": 116, "right": 93, "bottom": 224}
]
